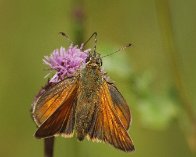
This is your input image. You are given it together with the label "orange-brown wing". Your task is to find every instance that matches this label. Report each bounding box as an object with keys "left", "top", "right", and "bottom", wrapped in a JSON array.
[
  {"left": 87, "top": 81, "right": 134, "bottom": 152},
  {"left": 32, "top": 77, "right": 77, "bottom": 126},
  {"left": 35, "top": 88, "right": 77, "bottom": 138},
  {"left": 32, "top": 77, "right": 78, "bottom": 138},
  {"left": 107, "top": 83, "right": 131, "bottom": 130}
]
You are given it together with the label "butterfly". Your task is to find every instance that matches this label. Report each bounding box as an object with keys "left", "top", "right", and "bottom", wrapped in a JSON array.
[{"left": 31, "top": 32, "right": 135, "bottom": 152}]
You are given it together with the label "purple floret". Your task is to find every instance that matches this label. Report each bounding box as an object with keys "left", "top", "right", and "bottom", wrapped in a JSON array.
[{"left": 43, "top": 44, "right": 90, "bottom": 83}]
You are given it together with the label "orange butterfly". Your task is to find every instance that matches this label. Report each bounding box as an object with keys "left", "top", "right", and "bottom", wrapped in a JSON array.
[{"left": 31, "top": 32, "right": 135, "bottom": 152}]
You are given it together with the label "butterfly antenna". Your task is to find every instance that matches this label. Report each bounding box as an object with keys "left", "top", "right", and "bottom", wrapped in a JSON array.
[
  {"left": 83, "top": 32, "right": 97, "bottom": 49},
  {"left": 101, "top": 43, "right": 132, "bottom": 58},
  {"left": 59, "top": 32, "right": 73, "bottom": 44},
  {"left": 93, "top": 32, "right": 98, "bottom": 56}
]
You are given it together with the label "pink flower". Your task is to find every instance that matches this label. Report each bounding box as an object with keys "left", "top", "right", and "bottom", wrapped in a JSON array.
[{"left": 43, "top": 44, "right": 90, "bottom": 83}]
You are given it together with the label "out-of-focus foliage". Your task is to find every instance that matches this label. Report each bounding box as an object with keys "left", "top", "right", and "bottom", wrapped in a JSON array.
[{"left": 131, "top": 73, "right": 179, "bottom": 130}]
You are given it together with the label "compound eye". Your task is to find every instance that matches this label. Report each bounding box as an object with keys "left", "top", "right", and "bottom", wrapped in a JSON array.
[
  {"left": 100, "top": 59, "right": 102, "bottom": 66},
  {"left": 85, "top": 56, "right": 90, "bottom": 63},
  {"left": 96, "top": 58, "right": 102, "bottom": 66}
]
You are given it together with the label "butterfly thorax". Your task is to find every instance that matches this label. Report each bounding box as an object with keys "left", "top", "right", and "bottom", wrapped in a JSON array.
[{"left": 75, "top": 54, "right": 103, "bottom": 140}]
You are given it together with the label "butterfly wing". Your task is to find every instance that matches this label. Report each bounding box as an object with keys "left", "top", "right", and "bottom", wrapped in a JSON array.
[
  {"left": 87, "top": 81, "right": 134, "bottom": 152},
  {"left": 32, "top": 77, "right": 78, "bottom": 138},
  {"left": 107, "top": 83, "right": 131, "bottom": 130}
]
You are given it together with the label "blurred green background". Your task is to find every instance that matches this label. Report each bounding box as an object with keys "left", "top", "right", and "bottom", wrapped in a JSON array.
[{"left": 0, "top": 0, "right": 196, "bottom": 156}]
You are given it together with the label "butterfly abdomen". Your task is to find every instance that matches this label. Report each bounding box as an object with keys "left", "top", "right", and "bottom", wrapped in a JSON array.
[{"left": 75, "top": 64, "right": 102, "bottom": 140}]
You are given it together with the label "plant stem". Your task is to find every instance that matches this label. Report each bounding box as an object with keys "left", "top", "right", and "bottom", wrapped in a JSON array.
[
  {"left": 155, "top": 0, "right": 196, "bottom": 124},
  {"left": 155, "top": 0, "right": 196, "bottom": 151},
  {"left": 44, "top": 137, "right": 55, "bottom": 157},
  {"left": 71, "top": 0, "right": 86, "bottom": 44}
]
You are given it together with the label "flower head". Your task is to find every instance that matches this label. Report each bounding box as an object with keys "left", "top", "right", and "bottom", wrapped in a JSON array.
[{"left": 43, "top": 44, "right": 90, "bottom": 83}]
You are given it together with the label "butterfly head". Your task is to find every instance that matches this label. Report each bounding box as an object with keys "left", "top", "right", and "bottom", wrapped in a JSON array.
[{"left": 85, "top": 50, "right": 102, "bottom": 68}]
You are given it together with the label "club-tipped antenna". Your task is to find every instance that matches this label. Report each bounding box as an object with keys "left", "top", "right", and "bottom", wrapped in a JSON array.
[
  {"left": 83, "top": 32, "right": 98, "bottom": 54},
  {"left": 59, "top": 32, "right": 73, "bottom": 44},
  {"left": 101, "top": 43, "right": 132, "bottom": 58},
  {"left": 93, "top": 32, "right": 97, "bottom": 56}
]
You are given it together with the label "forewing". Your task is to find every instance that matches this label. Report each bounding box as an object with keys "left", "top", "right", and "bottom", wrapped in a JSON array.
[
  {"left": 32, "top": 77, "right": 78, "bottom": 126},
  {"left": 88, "top": 81, "right": 134, "bottom": 152},
  {"left": 32, "top": 77, "right": 78, "bottom": 138},
  {"left": 35, "top": 87, "right": 77, "bottom": 138},
  {"left": 108, "top": 83, "right": 131, "bottom": 130}
]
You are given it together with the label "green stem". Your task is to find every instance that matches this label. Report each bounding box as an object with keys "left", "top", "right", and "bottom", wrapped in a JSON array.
[
  {"left": 155, "top": 0, "right": 195, "bottom": 124},
  {"left": 71, "top": 0, "right": 86, "bottom": 44},
  {"left": 155, "top": 0, "right": 196, "bottom": 151}
]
